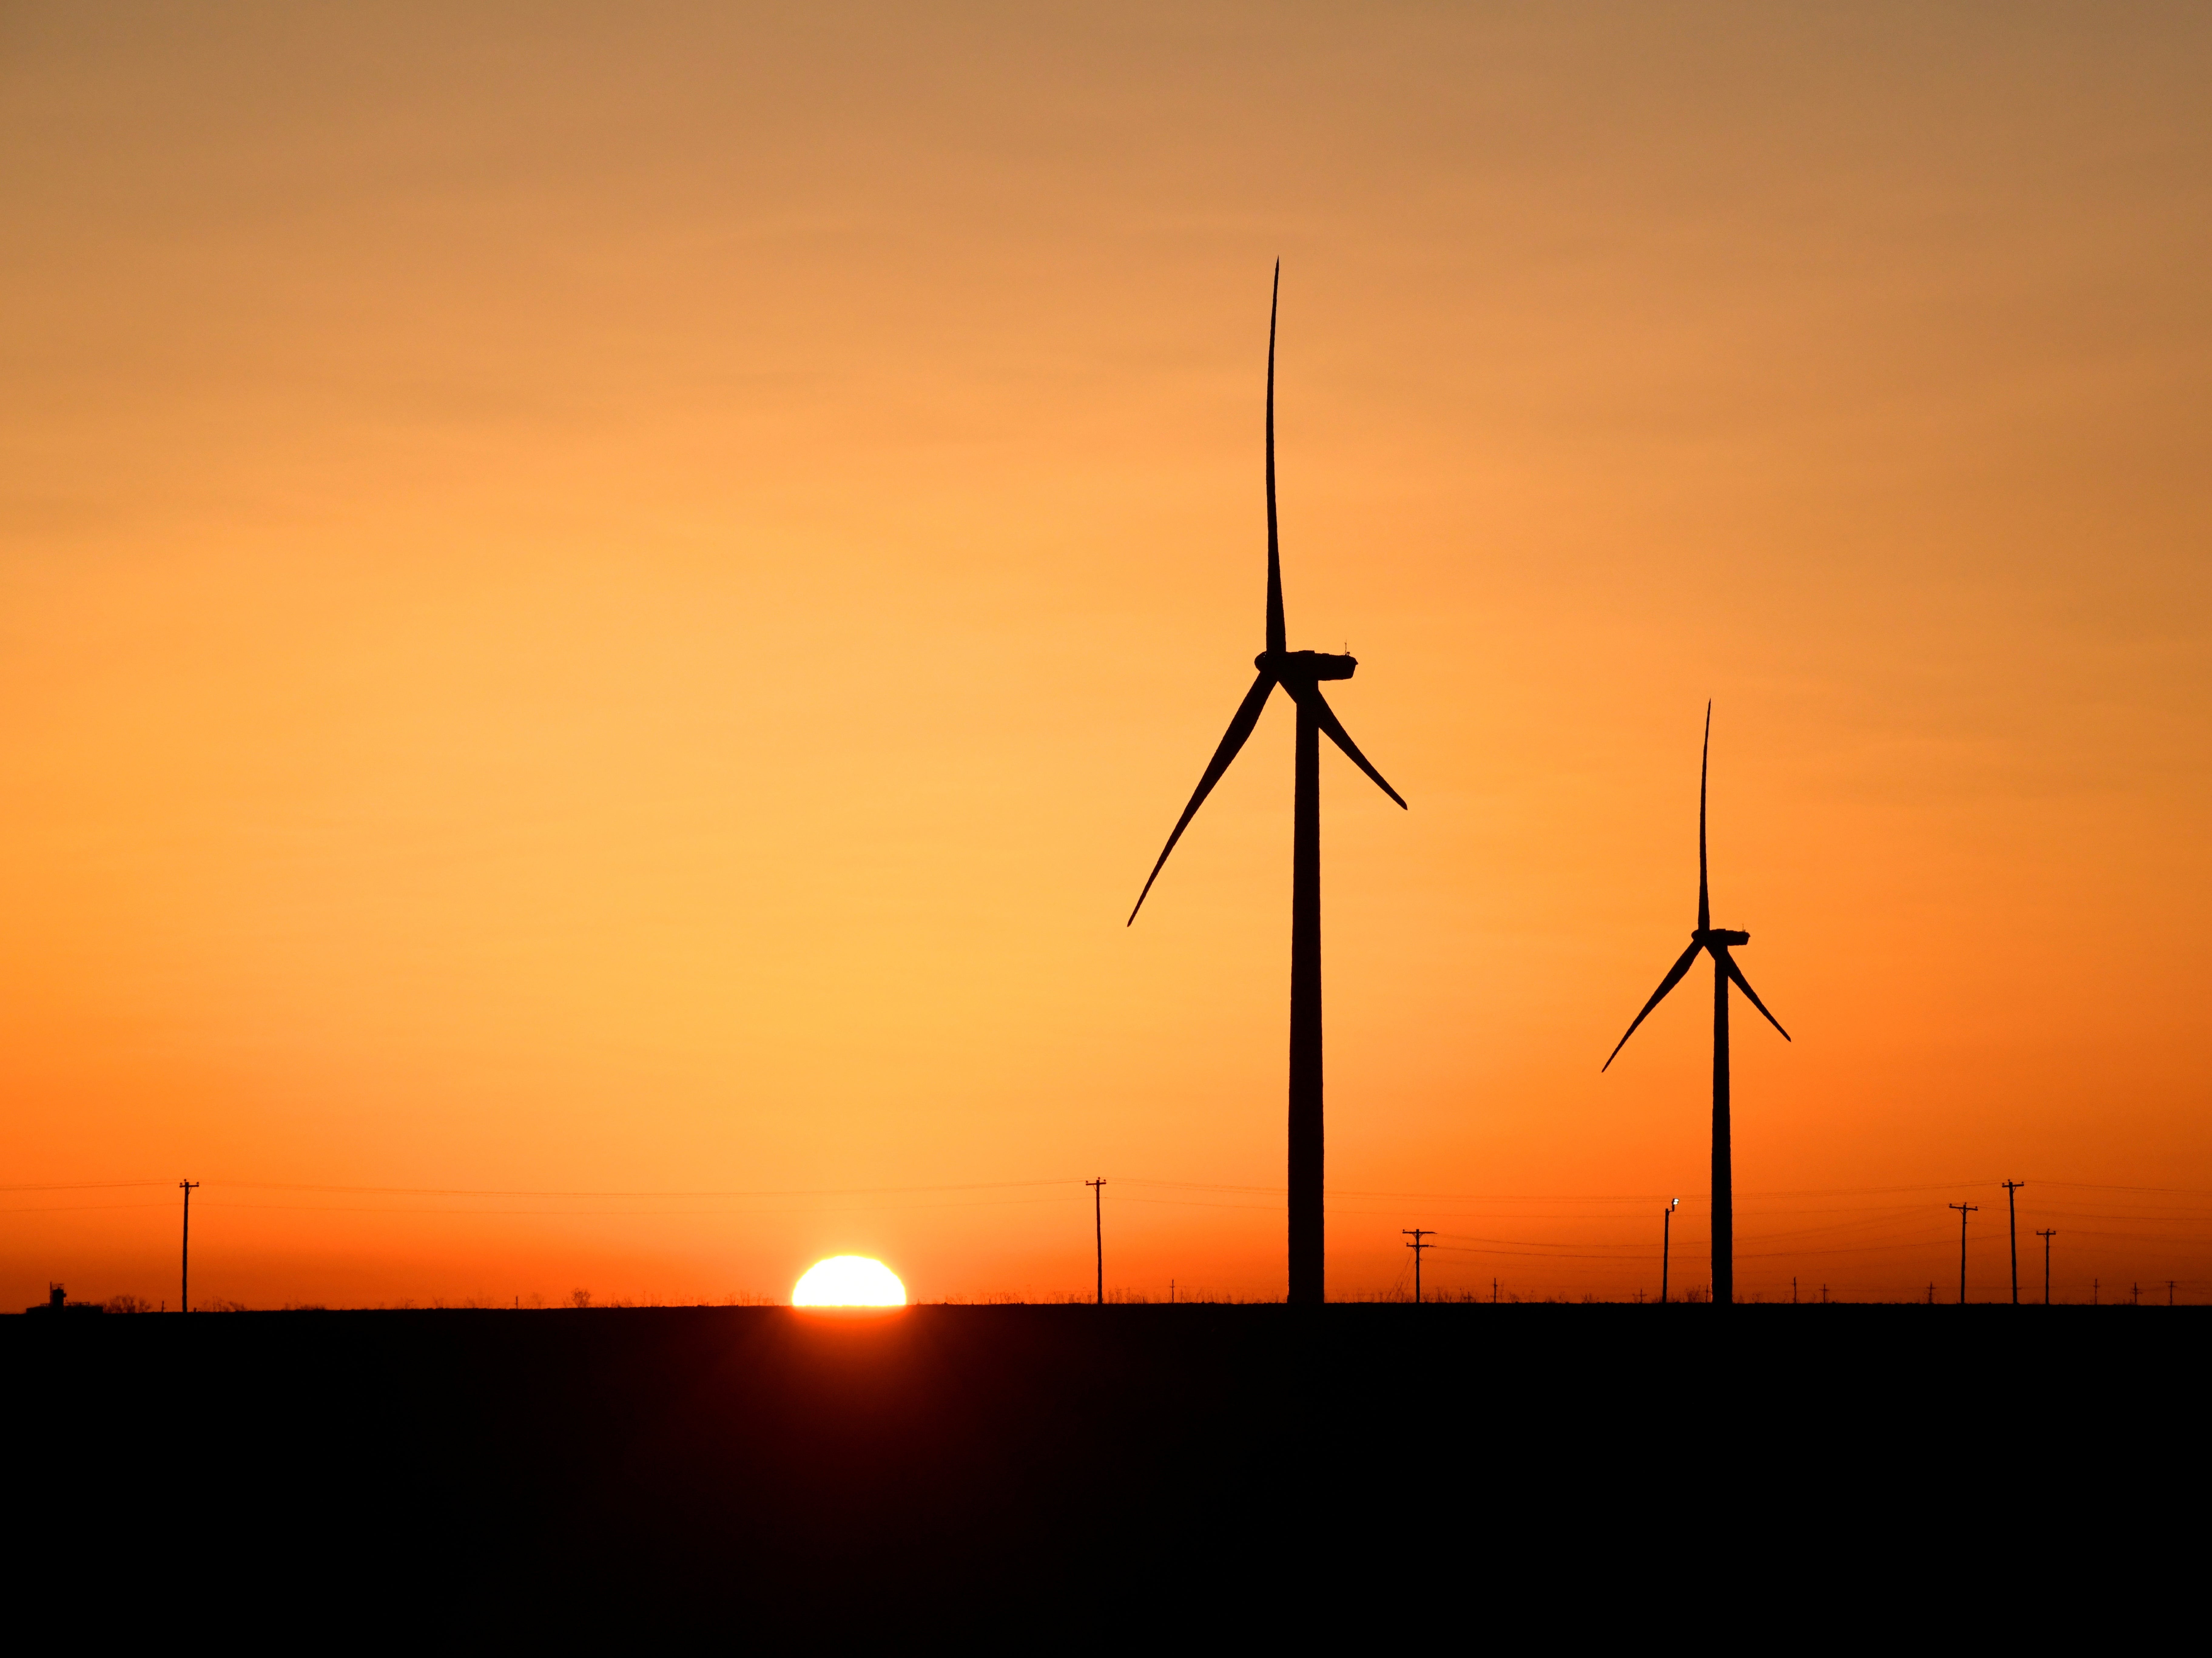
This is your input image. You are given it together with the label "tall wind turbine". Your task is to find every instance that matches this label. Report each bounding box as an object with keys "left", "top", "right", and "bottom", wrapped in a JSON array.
[
  {"left": 1127, "top": 264, "right": 1406, "bottom": 1306},
  {"left": 1601, "top": 705, "right": 1789, "bottom": 1306}
]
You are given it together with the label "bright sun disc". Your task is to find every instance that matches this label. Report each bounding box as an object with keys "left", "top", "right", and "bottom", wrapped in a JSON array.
[{"left": 792, "top": 1256, "right": 906, "bottom": 1308}]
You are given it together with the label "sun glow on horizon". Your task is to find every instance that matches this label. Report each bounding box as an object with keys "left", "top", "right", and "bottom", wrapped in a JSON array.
[{"left": 792, "top": 1256, "right": 906, "bottom": 1307}]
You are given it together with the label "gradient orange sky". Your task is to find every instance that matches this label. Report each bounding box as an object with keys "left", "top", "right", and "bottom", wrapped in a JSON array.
[{"left": 5, "top": 3, "right": 2208, "bottom": 1307}]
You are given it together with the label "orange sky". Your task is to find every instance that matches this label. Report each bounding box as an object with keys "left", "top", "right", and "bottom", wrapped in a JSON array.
[{"left": 4, "top": 3, "right": 2208, "bottom": 1308}]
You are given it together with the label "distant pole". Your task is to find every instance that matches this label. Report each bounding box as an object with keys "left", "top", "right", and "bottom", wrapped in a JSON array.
[
  {"left": 2167, "top": 1280, "right": 2175, "bottom": 1307},
  {"left": 179, "top": 1180, "right": 200, "bottom": 1312},
  {"left": 1492, "top": 1276, "right": 1498, "bottom": 1305},
  {"left": 1820, "top": 1284, "right": 1829, "bottom": 1305},
  {"left": 1085, "top": 1179, "right": 1106, "bottom": 1306},
  {"left": 2036, "top": 1229, "right": 2055, "bottom": 1305},
  {"left": 1948, "top": 1203, "right": 1977, "bottom": 1305},
  {"left": 2001, "top": 1180, "right": 2024, "bottom": 1305},
  {"left": 1402, "top": 1228, "right": 1434, "bottom": 1304},
  {"left": 1661, "top": 1197, "right": 1679, "bottom": 1305},
  {"left": 1792, "top": 1276, "right": 1798, "bottom": 1305},
  {"left": 2092, "top": 1277, "right": 2099, "bottom": 1306},
  {"left": 1170, "top": 1278, "right": 1175, "bottom": 1305},
  {"left": 2131, "top": 1282, "right": 2139, "bottom": 1307}
]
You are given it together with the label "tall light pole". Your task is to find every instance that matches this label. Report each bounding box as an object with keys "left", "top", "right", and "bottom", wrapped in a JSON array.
[
  {"left": 179, "top": 1180, "right": 200, "bottom": 1312},
  {"left": 2035, "top": 1228, "right": 2055, "bottom": 1304},
  {"left": 2001, "top": 1180, "right": 2024, "bottom": 1305},
  {"left": 1949, "top": 1202, "right": 1977, "bottom": 1305},
  {"left": 1660, "top": 1197, "right": 1679, "bottom": 1305}
]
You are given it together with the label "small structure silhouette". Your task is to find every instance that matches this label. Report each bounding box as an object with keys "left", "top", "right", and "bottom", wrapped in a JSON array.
[
  {"left": 1601, "top": 707, "right": 1790, "bottom": 1306},
  {"left": 26, "top": 1283, "right": 103, "bottom": 1315},
  {"left": 2035, "top": 1228, "right": 2056, "bottom": 1304},
  {"left": 1127, "top": 264, "right": 1406, "bottom": 1306}
]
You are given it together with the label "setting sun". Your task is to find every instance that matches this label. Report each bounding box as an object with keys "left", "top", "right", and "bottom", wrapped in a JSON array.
[{"left": 792, "top": 1257, "right": 907, "bottom": 1308}]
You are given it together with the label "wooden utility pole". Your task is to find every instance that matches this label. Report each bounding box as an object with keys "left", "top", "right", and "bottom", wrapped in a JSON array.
[
  {"left": 1402, "top": 1228, "right": 1433, "bottom": 1304},
  {"left": 178, "top": 1180, "right": 200, "bottom": 1312},
  {"left": 2167, "top": 1280, "right": 2176, "bottom": 1307},
  {"left": 1085, "top": 1178, "right": 1105, "bottom": 1305},
  {"left": 1660, "top": 1197, "right": 1679, "bottom": 1305},
  {"left": 2001, "top": 1180, "right": 2024, "bottom": 1305},
  {"left": 2035, "top": 1228, "right": 2055, "bottom": 1305},
  {"left": 1948, "top": 1202, "right": 1976, "bottom": 1305}
]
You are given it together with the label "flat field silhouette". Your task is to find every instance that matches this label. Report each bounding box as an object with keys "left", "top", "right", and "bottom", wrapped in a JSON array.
[{"left": 11, "top": 1304, "right": 2196, "bottom": 1632}]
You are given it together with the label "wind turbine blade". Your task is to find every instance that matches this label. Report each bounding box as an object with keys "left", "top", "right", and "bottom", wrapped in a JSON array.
[
  {"left": 1717, "top": 947, "right": 1791, "bottom": 1042},
  {"left": 1601, "top": 941, "right": 1703, "bottom": 1072},
  {"left": 1310, "top": 688, "right": 1407, "bottom": 809},
  {"left": 1698, "top": 700, "right": 1711, "bottom": 934},
  {"left": 1127, "top": 671, "right": 1278, "bottom": 925},
  {"left": 1264, "top": 261, "right": 1286, "bottom": 658}
]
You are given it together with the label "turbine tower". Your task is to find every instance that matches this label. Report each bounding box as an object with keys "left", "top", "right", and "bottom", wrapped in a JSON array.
[
  {"left": 1127, "top": 264, "right": 1406, "bottom": 1306},
  {"left": 1601, "top": 705, "right": 1789, "bottom": 1306}
]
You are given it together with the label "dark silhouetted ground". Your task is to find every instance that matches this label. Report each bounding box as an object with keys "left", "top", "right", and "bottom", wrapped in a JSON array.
[{"left": 8, "top": 1305, "right": 2198, "bottom": 1633}]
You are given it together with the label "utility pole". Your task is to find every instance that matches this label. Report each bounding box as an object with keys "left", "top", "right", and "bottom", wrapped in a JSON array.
[
  {"left": 1660, "top": 1197, "right": 1679, "bottom": 1305},
  {"left": 2000, "top": 1179, "right": 2024, "bottom": 1305},
  {"left": 2131, "top": 1282, "right": 2139, "bottom": 1307},
  {"left": 1491, "top": 1276, "right": 1498, "bottom": 1305},
  {"left": 1948, "top": 1203, "right": 1976, "bottom": 1305},
  {"left": 2036, "top": 1229, "right": 2055, "bottom": 1305},
  {"left": 1402, "top": 1228, "right": 1434, "bottom": 1304},
  {"left": 1085, "top": 1179, "right": 1105, "bottom": 1306},
  {"left": 2167, "top": 1280, "right": 2176, "bottom": 1307},
  {"left": 1820, "top": 1283, "right": 1829, "bottom": 1305},
  {"left": 179, "top": 1180, "right": 200, "bottom": 1312},
  {"left": 1792, "top": 1276, "right": 1798, "bottom": 1305}
]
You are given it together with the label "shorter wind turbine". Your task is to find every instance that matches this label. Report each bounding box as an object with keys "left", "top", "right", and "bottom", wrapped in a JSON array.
[{"left": 1602, "top": 704, "right": 1789, "bottom": 1307}]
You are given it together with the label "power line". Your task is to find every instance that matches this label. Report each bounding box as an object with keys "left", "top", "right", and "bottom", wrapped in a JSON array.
[
  {"left": 1949, "top": 1203, "right": 1977, "bottom": 1306},
  {"left": 1402, "top": 1228, "right": 1434, "bottom": 1304},
  {"left": 178, "top": 1181, "right": 200, "bottom": 1313},
  {"left": 1085, "top": 1179, "right": 1106, "bottom": 1307},
  {"left": 2002, "top": 1180, "right": 2024, "bottom": 1306}
]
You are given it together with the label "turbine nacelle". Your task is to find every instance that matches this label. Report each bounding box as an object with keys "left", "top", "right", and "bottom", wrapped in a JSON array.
[
  {"left": 1257, "top": 649, "right": 1357, "bottom": 684},
  {"left": 1696, "top": 928, "right": 1750, "bottom": 948}
]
